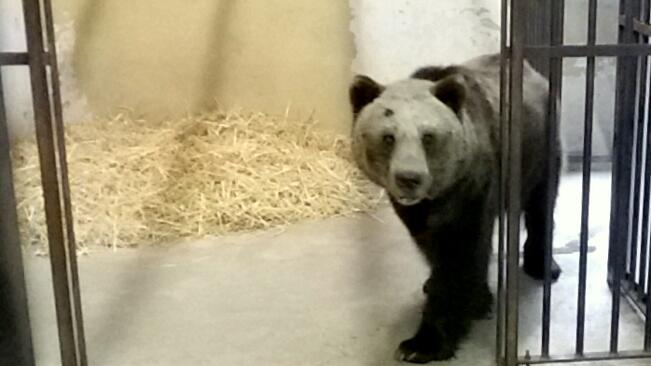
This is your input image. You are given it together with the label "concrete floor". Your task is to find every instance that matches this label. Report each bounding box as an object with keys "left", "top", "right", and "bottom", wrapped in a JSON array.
[{"left": 22, "top": 172, "right": 650, "bottom": 365}]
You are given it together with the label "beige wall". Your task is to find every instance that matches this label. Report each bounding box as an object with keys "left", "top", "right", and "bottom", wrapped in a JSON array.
[
  {"left": 3, "top": 1, "right": 512, "bottom": 140},
  {"left": 3, "top": 0, "right": 504, "bottom": 140},
  {"left": 46, "top": 0, "right": 355, "bottom": 134}
]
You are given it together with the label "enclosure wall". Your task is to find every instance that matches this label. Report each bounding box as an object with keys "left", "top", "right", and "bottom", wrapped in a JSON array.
[
  {"left": 1, "top": 0, "right": 356, "bottom": 136},
  {"left": 2, "top": 0, "right": 508, "bottom": 139}
]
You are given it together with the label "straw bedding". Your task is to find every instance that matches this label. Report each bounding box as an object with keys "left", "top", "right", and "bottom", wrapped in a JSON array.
[{"left": 11, "top": 108, "right": 384, "bottom": 250}]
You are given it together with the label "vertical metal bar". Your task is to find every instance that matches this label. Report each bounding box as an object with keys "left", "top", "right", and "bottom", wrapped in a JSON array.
[
  {"left": 609, "top": 0, "right": 625, "bottom": 287},
  {"left": 646, "top": 254, "right": 651, "bottom": 350},
  {"left": 635, "top": 0, "right": 651, "bottom": 294},
  {"left": 628, "top": 0, "right": 648, "bottom": 289},
  {"left": 646, "top": 128, "right": 651, "bottom": 349},
  {"left": 21, "top": 0, "right": 79, "bottom": 365},
  {"left": 640, "top": 143, "right": 650, "bottom": 304},
  {"left": 609, "top": 0, "right": 638, "bottom": 354},
  {"left": 524, "top": 0, "right": 550, "bottom": 78},
  {"left": 644, "top": 56, "right": 651, "bottom": 352},
  {"left": 646, "top": 181, "right": 651, "bottom": 351},
  {"left": 638, "top": 0, "right": 651, "bottom": 303},
  {"left": 542, "top": 0, "right": 564, "bottom": 358},
  {"left": 632, "top": 70, "right": 649, "bottom": 290},
  {"left": 642, "top": 152, "right": 651, "bottom": 348},
  {"left": 0, "top": 69, "right": 36, "bottom": 366},
  {"left": 643, "top": 0, "right": 651, "bottom": 342},
  {"left": 576, "top": 0, "right": 598, "bottom": 355},
  {"left": 41, "top": 0, "right": 87, "bottom": 364},
  {"left": 628, "top": 115, "right": 642, "bottom": 288},
  {"left": 497, "top": 0, "right": 509, "bottom": 362},
  {"left": 506, "top": 0, "right": 525, "bottom": 364}
]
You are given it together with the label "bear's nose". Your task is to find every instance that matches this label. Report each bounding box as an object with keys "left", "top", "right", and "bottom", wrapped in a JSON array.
[{"left": 395, "top": 171, "right": 423, "bottom": 191}]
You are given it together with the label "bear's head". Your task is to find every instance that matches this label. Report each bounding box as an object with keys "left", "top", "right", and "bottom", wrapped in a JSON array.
[{"left": 348, "top": 73, "right": 468, "bottom": 206}]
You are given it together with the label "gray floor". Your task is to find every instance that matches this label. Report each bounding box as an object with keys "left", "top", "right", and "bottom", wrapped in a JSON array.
[{"left": 22, "top": 172, "right": 650, "bottom": 365}]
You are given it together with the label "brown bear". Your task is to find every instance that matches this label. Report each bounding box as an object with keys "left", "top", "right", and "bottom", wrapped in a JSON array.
[{"left": 348, "top": 53, "right": 562, "bottom": 363}]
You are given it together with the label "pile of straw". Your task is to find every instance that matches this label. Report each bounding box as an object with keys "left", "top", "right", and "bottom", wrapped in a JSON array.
[{"left": 11, "top": 108, "right": 383, "bottom": 249}]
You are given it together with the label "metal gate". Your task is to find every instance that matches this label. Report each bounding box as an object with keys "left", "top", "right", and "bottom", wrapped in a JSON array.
[
  {"left": 497, "top": 0, "right": 651, "bottom": 365},
  {"left": 0, "top": 0, "right": 87, "bottom": 365},
  {"left": 617, "top": 0, "right": 651, "bottom": 340}
]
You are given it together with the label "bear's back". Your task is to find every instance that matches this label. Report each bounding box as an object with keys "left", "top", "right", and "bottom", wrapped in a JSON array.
[{"left": 410, "top": 53, "right": 557, "bottom": 199}]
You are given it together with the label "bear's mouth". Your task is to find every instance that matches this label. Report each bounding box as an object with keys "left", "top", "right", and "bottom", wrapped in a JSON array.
[{"left": 395, "top": 195, "right": 422, "bottom": 206}]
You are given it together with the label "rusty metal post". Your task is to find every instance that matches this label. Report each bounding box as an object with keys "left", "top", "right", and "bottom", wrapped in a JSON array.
[
  {"left": 20, "top": 0, "right": 87, "bottom": 365},
  {"left": 0, "top": 67, "right": 36, "bottom": 366}
]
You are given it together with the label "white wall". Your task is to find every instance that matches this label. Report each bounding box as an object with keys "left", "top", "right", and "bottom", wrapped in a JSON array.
[
  {"left": 350, "top": 0, "right": 619, "bottom": 161},
  {"left": 0, "top": 4, "right": 91, "bottom": 140},
  {"left": 350, "top": 0, "right": 501, "bottom": 82},
  {"left": 0, "top": 0, "right": 32, "bottom": 139},
  {"left": 0, "top": 1, "right": 26, "bottom": 52}
]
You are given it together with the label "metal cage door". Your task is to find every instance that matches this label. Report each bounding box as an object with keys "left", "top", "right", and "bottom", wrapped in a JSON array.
[{"left": 497, "top": 0, "right": 651, "bottom": 365}]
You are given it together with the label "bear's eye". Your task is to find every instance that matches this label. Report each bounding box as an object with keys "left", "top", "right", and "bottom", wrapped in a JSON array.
[
  {"left": 422, "top": 132, "right": 435, "bottom": 146},
  {"left": 382, "top": 133, "right": 395, "bottom": 146}
]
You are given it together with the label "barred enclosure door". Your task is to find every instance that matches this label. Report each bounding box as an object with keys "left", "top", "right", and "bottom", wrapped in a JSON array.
[
  {"left": 0, "top": 0, "right": 87, "bottom": 365},
  {"left": 497, "top": 0, "right": 651, "bottom": 365},
  {"left": 613, "top": 0, "right": 651, "bottom": 345}
]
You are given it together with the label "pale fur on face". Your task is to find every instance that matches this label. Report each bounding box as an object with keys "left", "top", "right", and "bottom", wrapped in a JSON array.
[{"left": 351, "top": 78, "right": 469, "bottom": 205}]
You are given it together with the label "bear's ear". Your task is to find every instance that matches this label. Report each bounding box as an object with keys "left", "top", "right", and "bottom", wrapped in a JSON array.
[
  {"left": 349, "top": 75, "right": 384, "bottom": 118},
  {"left": 411, "top": 65, "right": 460, "bottom": 82},
  {"left": 430, "top": 75, "right": 466, "bottom": 118}
]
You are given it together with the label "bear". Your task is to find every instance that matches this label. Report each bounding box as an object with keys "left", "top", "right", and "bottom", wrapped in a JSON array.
[{"left": 348, "top": 53, "right": 562, "bottom": 363}]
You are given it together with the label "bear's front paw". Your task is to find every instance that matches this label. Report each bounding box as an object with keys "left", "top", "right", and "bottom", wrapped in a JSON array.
[
  {"left": 523, "top": 257, "right": 562, "bottom": 282},
  {"left": 394, "top": 335, "right": 456, "bottom": 364}
]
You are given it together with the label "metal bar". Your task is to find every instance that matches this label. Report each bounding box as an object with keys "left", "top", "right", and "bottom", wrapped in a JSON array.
[
  {"left": 642, "top": 111, "right": 651, "bottom": 346},
  {"left": 523, "top": 0, "right": 550, "bottom": 78},
  {"left": 646, "top": 268, "right": 651, "bottom": 350},
  {"left": 541, "top": 0, "right": 564, "bottom": 358},
  {"left": 41, "top": 0, "right": 87, "bottom": 363},
  {"left": 575, "top": 0, "right": 598, "bottom": 355},
  {"left": 0, "top": 67, "right": 36, "bottom": 366},
  {"left": 0, "top": 52, "right": 29, "bottom": 65},
  {"left": 21, "top": 0, "right": 79, "bottom": 365},
  {"left": 524, "top": 44, "right": 651, "bottom": 58},
  {"left": 628, "top": 0, "right": 651, "bottom": 297},
  {"left": 645, "top": 2, "right": 651, "bottom": 344},
  {"left": 496, "top": 0, "right": 509, "bottom": 362},
  {"left": 634, "top": 19, "right": 651, "bottom": 36},
  {"left": 0, "top": 52, "right": 53, "bottom": 66},
  {"left": 644, "top": 0, "right": 651, "bottom": 343},
  {"left": 618, "top": 14, "right": 651, "bottom": 34},
  {"left": 630, "top": 31, "right": 650, "bottom": 295},
  {"left": 637, "top": 0, "right": 651, "bottom": 306},
  {"left": 520, "top": 350, "right": 651, "bottom": 364},
  {"left": 609, "top": 0, "right": 638, "bottom": 354},
  {"left": 608, "top": 3, "right": 625, "bottom": 355},
  {"left": 621, "top": 282, "right": 647, "bottom": 320},
  {"left": 646, "top": 171, "right": 651, "bottom": 351},
  {"left": 506, "top": 0, "right": 525, "bottom": 364}
]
